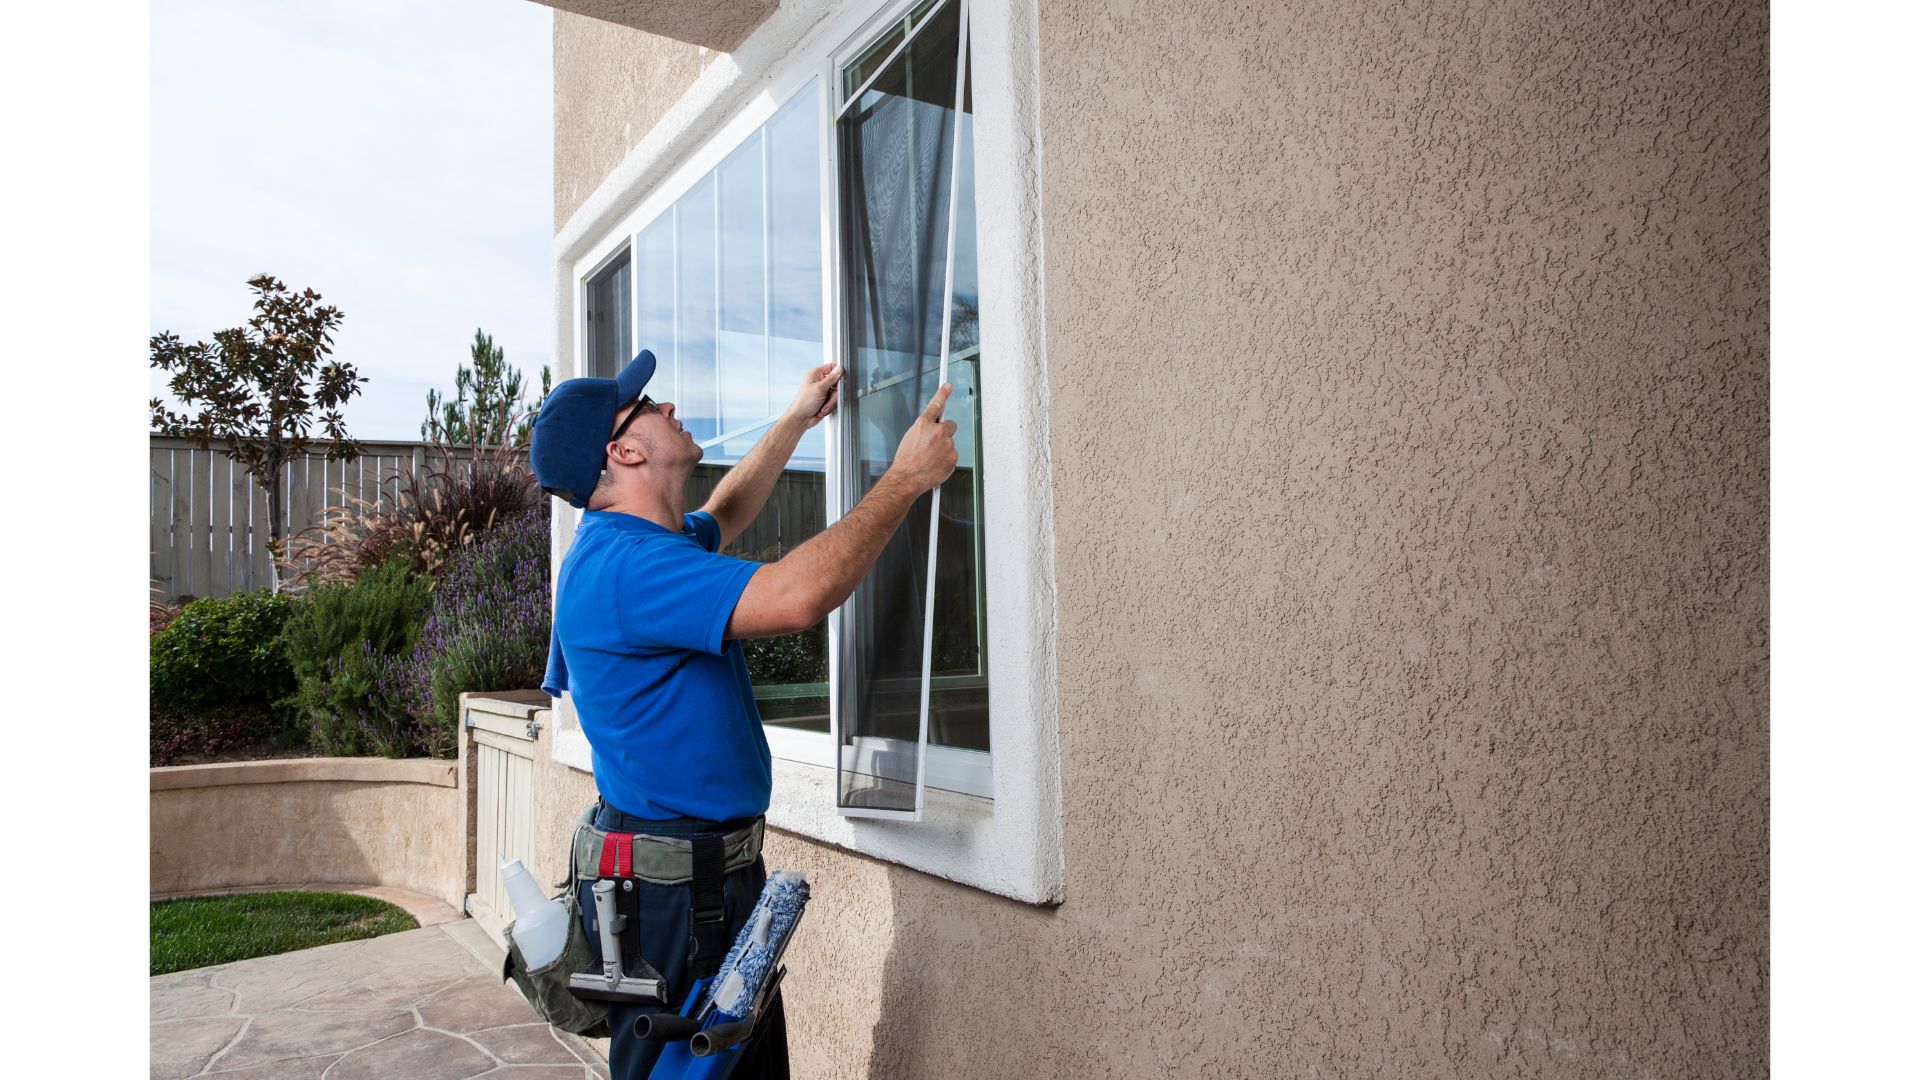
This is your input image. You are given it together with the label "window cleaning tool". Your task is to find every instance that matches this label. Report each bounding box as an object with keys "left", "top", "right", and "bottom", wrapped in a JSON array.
[
  {"left": 641, "top": 870, "right": 811, "bottom": 1079},
  {"left": 570, "top": 877, "right": 669, "bottom": 1005}
]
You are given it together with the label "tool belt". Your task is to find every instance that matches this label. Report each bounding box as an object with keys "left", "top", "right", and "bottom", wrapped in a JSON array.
[
  {"left": 570, "top": 813, "right": 764, "bottom": 886},
  {"left": 502, "top": 804, "right": 764, "bottom": 1039}
]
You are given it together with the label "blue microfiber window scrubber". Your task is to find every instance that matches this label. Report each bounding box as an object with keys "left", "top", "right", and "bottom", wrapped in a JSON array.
[{"left": 645, "top": 871, "right": 810, "bottom": 1079}]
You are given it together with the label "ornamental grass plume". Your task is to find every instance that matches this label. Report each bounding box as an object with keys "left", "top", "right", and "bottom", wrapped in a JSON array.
[{"left": 281, "top": 430, "right": 542, "bottom": 592}]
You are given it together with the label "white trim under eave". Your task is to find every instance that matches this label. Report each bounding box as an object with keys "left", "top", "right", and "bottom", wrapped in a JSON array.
[{"left": 548, "top": 0, "right": 1061, "bottom": 907}]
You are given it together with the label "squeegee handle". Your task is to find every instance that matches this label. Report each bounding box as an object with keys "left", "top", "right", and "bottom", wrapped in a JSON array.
[{"left": 593, "top": 879, "right": 621, "bottom": 980}]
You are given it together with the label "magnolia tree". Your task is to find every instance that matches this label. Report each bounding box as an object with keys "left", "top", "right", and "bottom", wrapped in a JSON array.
[{"left": 151, "top": 274, "right": 366, "bottom": 585}]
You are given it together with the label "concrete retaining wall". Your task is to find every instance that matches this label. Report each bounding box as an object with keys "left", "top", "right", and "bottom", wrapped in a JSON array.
[{"left": 149, "top": 758, "right": 466, "bottom": 911}]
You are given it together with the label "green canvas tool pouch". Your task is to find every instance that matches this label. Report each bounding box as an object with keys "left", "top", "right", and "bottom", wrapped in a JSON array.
[{"left": 501, "top": 884, "right": 609, "bottom": 1038}]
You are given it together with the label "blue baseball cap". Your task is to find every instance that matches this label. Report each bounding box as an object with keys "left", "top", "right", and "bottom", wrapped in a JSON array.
[{"left": 530, "top": 350, "right": 656, "bottom": 508}]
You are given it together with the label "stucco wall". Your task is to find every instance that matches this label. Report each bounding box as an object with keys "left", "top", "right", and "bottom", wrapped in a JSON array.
[
  {"left": 550, "top": 0, "right": 1768, "bottom": 1075},
  {"left": 537, "top": 1, "right": 777, "bottom": 53},
  {"left": 553, "top": 11, "right": 715, "bottom": 228},
  {"left": 150, "top": 760, "right": 465, "bottom": 912}
]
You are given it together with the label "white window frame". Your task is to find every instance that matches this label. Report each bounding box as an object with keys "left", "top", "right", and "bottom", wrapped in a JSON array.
[{"left": 548, "top": 0, "right": 1060, "bottom": 904}]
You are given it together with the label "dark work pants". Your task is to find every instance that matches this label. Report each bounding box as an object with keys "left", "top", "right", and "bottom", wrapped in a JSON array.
[{"left": 590, "top": 800, "right": 790, "bottom": 1080}]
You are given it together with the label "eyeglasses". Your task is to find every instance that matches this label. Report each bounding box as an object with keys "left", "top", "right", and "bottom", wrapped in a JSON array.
[{"left": 609, "top": 395, "right": 657, "bottom": 442}]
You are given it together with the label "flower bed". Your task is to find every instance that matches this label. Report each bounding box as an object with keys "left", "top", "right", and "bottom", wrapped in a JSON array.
[{"left": 153, "top": 440, "right": 552, "bottom": 763}]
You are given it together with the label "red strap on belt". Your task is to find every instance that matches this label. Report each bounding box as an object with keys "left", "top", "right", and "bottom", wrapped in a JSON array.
[{"left": 598, "top": 832, "right": 635, "bottom": 877}]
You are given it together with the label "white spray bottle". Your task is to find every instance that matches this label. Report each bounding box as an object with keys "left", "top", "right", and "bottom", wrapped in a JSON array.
[{"left": 499, "top": 857, "right": 568, "bottom": 969}]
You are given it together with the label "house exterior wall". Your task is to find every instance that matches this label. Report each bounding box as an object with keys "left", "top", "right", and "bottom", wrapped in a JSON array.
[
  {"left": 538, "top": 1, "right": 777, "bottom": 53},
  {"left": 553, "top": 11, "right": 716, "bottom": 227},
  {"left": 547, "top": 0, "right": 1768, "bottom": 1076}
]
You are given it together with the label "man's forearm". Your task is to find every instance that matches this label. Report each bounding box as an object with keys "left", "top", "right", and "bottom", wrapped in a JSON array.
[
  {"left": 701, "top": 415, "right": 808, "bottom": 546},
  {"left": 775, "top": 472, "right": 923, "bottom": 620}
]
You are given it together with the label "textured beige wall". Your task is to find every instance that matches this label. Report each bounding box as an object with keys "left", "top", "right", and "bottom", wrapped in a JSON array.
[
  {"left": 549, "top": 0, "right": 1768, "bottom": 1075},
  {"left": 535, "top": 1, "right": 777, "bottom": 52},
  {"left": 150, "top": 760, "right": 465, "bottom": 911},
  {"left": 553, "top": 10, "right": 717, "bottom": 228},
  {"left": 529, "top": 732, "right": 602, "bottom": 891}
]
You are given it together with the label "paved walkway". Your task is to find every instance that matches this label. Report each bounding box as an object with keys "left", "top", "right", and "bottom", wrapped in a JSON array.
[{"left": 150, "top": 919, "right": 613, "bottom": 1079}]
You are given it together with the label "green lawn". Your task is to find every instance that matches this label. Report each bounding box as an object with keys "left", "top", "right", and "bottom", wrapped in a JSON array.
[{"left": 151, "top": 891, "right": 420, "bottom": 976}]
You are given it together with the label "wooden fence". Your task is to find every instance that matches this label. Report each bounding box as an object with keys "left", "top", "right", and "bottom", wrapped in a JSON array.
[
  {"left": 150, "top": 435, "right": 828, "bottom": 600},
  {"left": 149, "top": 436, "right": 528, "bottom": 600}
]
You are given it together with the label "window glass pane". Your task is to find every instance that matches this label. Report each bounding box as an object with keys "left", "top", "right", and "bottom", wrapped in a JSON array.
[
  {"left": 768, "top": 85, "right": 826, "bottom": 467},
  {"left": 745, "top": 84, "right": 830, "bottom": 736},
  {"left": 636, "top": 218, "right": 674, "bottom": 385},
  {"left": 676, "top": 177, "right": 719, "bottom": 444},
  {"left": 585, "top": 251, "right": 631, "bottom": 379},
  {"left": 836, "top": 0, "right": 973, "bottom": 811},
  {"left": 718, "top": 131, "right": 767, "bottom": 455}
]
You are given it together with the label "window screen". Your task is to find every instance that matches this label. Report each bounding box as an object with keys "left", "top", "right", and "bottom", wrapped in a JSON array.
[{"left": 835, "top": 0, "right": 985, "bottom": 817}]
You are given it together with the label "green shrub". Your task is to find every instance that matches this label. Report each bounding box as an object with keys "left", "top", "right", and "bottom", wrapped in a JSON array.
[
  {"left": 279, "top": 556, "right": 432, "bottom": 756},
  {"left": 744, "top": 624, "right": 826, "bottom": 685},
  {"left": 150, "top": 590, "right": 297, "bottom": 717}
]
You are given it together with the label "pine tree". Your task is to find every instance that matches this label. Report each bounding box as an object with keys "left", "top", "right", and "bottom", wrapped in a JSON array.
[{"left": 421, "top": 329, "right": 549, "bottom": 447}]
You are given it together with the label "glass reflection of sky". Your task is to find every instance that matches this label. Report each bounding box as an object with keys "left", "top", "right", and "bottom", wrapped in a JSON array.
[
  {"left": 677, "top": 176, "right": 719, "bottom": 445},
  {"left": 631, "top": 81, "right": 826, "bottom": 470}
]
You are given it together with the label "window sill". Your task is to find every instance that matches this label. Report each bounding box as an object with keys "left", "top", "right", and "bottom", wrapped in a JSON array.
[
  {"left": 549, "top": 709, "right": 1055, "bottom": 905},
  {"left": 553, "top": 717, "right": 594, "bottom": 774},
  {"left": 766, "top": 757, "right": 1057, "bottom": 905}
]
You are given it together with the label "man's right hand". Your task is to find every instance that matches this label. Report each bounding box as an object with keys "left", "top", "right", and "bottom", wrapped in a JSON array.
[
  {"left": 728, "top": 382, "right": 961, "bottom": 640},
  {"left": 889, "top": 383, "right": 959, "bottom": 493}
]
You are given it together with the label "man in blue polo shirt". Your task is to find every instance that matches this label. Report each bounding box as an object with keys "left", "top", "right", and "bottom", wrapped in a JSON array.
[{"left": 530, "top": 350, "right": 956, "bottom": 1079}]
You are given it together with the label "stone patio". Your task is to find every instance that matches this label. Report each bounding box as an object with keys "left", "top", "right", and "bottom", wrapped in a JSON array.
[{"left": 150, "top": 918, "right": 612, "bottom": 1079}]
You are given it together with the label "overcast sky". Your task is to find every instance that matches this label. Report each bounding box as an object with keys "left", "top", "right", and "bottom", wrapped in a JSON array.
[{"left": 151, "top": 0, "right": 553, "bottom": 441}]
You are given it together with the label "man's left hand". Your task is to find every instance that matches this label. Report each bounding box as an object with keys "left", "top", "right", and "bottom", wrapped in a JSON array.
[{"left": 785, "top": 362, "right": 842, "bottom": 429}]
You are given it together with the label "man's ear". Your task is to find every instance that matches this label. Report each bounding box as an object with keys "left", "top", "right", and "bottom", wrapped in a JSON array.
[{"left": 605, "top": 437, "right": 648, "bottom": 467}]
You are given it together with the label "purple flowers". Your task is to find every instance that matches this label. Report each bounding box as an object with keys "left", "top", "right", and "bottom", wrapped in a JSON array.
[{"left": 392, "top": 510, "right": 552, "bottom": 754}]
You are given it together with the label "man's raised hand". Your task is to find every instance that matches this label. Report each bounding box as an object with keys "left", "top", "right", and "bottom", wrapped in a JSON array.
[
  {"left": 889, "top": 383, "right": 959, "bottom": 493},
  {"left": 786, "top": 362, "right": 843, "bottom": 428}
]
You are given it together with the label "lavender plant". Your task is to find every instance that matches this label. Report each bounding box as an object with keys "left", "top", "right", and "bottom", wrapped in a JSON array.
[
  {"left": 320, "top": 642, "right": 420, "bottom": 758},
  {"left": 395, "top": 510, "right": 552, "bottom": 756}
]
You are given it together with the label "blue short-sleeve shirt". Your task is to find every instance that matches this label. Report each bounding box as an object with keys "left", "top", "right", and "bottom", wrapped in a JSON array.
[{"left": 541, "top": 509, "right": 769, "bottom": 821}]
